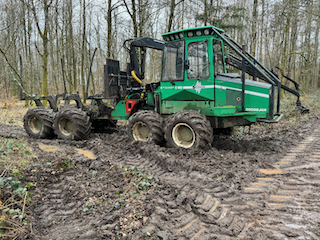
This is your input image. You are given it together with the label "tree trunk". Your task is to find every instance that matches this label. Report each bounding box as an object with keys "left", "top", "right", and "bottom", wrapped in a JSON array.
[
  {"left": 81, "top": 0, "right": 87, "bottom": 102},
  {"left": 107, "top": 0, "right": 112, "bottom": 58},
  {"left": 251, "top": 0, "right": 258, "bottom": 57},
  {"left": 314, "top": 3, "right": 320, "bottom": 88}
]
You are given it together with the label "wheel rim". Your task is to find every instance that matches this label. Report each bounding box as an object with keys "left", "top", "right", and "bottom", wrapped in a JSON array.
[
  {"left": 172, "top": 123, "right": 195, "bottom": 148},
  {"left": 132, "top": 122, "right": 149, "bottom": 142},
  {"left": 29, "top": 117, "right": 42, "bottom": 134},
  {"left": 59, "top": 118, "right": 73, "bottom": 136}
]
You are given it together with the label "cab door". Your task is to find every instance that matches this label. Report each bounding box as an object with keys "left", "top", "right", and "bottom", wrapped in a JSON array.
[
  {"left": 213, "top": 39, "right": 226, "bottom": 106},
  {"left": 185, "top": 40, "right": 213, "bottom": 101}
]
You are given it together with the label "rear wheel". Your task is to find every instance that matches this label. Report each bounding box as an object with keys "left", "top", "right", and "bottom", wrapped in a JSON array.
[
  {"left": 127, "top": 110, "right": 163, "bottom": 145},
  {"left": 53, "top": 108, "right": 92, "bottom": 140},
  {"left": 23, "top": 108, "right": 55, "bottom": 139},
  {"left": 164, "top": 110, "right": 213, "bottom": 149}
]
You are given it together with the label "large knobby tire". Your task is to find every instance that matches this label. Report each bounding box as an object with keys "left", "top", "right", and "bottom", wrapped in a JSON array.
[
  {"left": 127, "top": 110, "right": 163, "bottom": 145},
  {"left": 53, "top": 108, "right": 92, "bottom": 140},
  {"left": 23, "top": 108, "right": 55, "bottom": 139},
  {"left": 164, "top": 110, "right": 213, "bottom": 149}
]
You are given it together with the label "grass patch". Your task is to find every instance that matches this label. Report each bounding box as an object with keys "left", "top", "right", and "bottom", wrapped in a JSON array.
[
  {"left": 0, "top": 97, "right": 27, "bottom": 128},
  {"left": 0, "top": 138, "right": 35, "bottom": 239}
]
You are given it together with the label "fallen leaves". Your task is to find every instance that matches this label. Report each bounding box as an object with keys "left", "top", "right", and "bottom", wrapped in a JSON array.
[{"left": 4, "top": 4, "right": 10, "bottom": 11}]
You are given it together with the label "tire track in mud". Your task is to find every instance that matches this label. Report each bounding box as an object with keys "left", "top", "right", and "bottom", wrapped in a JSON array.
[
  {"left": 30, "top": 141, "right": 103, "bottom": 240},
  {"left": 101, "top": 141, "right": 256, "bottom": 239},
  {"left": 1, "top": 122, "right": 320, "bottom": 239},
  {"left": 99, "top": 128, "right": 320, "bottom": 239},
  {"left": 244, "top": 128, "right": 320, "bottom": 239}
]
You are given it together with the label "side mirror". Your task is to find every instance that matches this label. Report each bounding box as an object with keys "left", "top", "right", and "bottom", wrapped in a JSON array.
[{"left": 184, "top": 60, "right": 190, "bottom": 70}]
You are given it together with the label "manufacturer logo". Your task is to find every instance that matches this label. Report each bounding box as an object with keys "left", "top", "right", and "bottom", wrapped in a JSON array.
[{"left": 246, "top": 108, "right": 267, "bottom": 112}]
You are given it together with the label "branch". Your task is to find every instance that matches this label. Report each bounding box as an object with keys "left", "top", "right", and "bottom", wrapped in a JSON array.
[
  {"left": 0, "top": 48, "right": 31, "bottom": 97},
  {"left": 30, "top": 0, "right": 44, "bottom": 37},
  {"left": 123, "top": 0, "right": 133, "bottom": 18},
  {"left": 0, "top": 48, "right": 21, "bottom": 80},
  {"left": 34, "top": 43, "right": 42, "bottom": 56},
  {"left": 111, "top": 1, "right": 123, "bottom": 11},
  {"left": 175, "top": 0, "right": 184, "bottom": 7}
]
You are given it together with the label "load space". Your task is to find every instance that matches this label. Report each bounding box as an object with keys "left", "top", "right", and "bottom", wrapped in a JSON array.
[{"left": 21, "top": 26, "right": 308, "bottom": 149}]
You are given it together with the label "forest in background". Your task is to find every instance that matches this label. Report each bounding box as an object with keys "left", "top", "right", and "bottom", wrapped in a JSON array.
[{"left": 0, "top": 0, "right": 319, "bottom": 99}]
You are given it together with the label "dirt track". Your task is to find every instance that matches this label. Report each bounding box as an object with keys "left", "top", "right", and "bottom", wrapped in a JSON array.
[{"left": 1, "top": 115, "right": 320, "bottom": 239}]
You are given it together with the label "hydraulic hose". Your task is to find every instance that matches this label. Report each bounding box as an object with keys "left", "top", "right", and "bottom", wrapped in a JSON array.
[
  {"left": 300, "top": 91, "right": 307, "bottom": 101},
  {"left": 131, "top": 70, "right": 142, "bottom": 85}
]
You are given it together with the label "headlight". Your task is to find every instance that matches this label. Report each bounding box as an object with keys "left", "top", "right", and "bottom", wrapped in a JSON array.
[
  {"left": 196, "top": 31, "right": 202, "bottom": 36},
  {"left": 170, "top": 35, "right": 175, "bottom": 41},
  {"left": 179, "top": 33, "right": 184, "bottom": 38},
  {"left": 174, "top": 34, "right": 179, "bottom": 40},
  {"left": 187, "top": 32, "right": 193, "bottom": 37}
]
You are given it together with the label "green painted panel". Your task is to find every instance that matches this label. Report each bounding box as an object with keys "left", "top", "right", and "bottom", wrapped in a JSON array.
[
  {"left": 161, "top": 100, "right": 214, "bottom": 115},
  {"left": 159, "top": 81, "right": 214, "bottom": 101},
  {"left": 111, "top": 100, "right": 129, "bottom": 120},
  {"left": 160, "top": 100, "right": 257, "bottom": 121},
  {"left": 226, "top": 90, "right": 242, "bottom": 106}
]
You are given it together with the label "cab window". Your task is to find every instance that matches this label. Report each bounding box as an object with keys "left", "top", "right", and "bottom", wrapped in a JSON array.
[
  {"left": 161, "top": 41, "right": 184, "bottom": 81},
  {"left": 213, "top": 40, "right": 224, "bottom": 74},
  {"left": 187, "top": 41, "right": 209, "bottom": 80}
]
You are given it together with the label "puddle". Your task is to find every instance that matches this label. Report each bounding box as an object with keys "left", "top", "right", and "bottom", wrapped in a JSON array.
[
  {"left": 256, "top": 177, "right": 274, "bottom": 181},
  {"left": 177, "top": 218, "right": 198, "bottom": 232},
  {"left": 286, "top": 153, "right": 297, "bottom": 156},
  {"left": 75, "top": 148, "right": 96, "bottom": 159},
  {"left": 38, "top": 143, "right": 60, "bottom": 152},
  {"left": 202, "top": 195, "right": 211, "bottom": 205},
  {"left": 217, "top": 208, "right": 228, "bottom": 221},
  {"left": 285, "top": 223, "right": 307, "bottom": 229},
  {"left": 259, "top": 169, "right": 286, "bottom": 174},
  {"left": 267, "top": 202, "right": 284, "bottom": 206},
  {"left": 289, "top": 149, "right": 303, "bottom": 153},
  {"left": 251, "top": 182, "right": 269, "bottom": 186},
  {"left": 281, "top": 190, "right": 296, "bottom": 193},
  {"left": 282, "top": 158, "right": 295, "bottom": 161},
  {"left": 247, "top": 202, "right": 256, "bottom": 206},
  {"left": 271, "top": 195, "right": 292, "bottom": 199},
  {"left": 191, "top": 228, "right": 205, "bottom": 239},
  {"left": 209, "top": 200, "right": 220, "bottom": 213},
  {"left": 244, "top": 187, "right": 264, "bottom": 191}
]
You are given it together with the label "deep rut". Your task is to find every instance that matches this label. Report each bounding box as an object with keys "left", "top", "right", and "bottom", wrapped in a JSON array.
[
  {"left": 97, "top": 128, "right": 320, "bottom": 239},
  {"left": 1, "top": 121, "right": 320, "bottom": 239}
]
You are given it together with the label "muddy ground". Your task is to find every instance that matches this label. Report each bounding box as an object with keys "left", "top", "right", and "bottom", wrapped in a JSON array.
[{"left": 1, "top": 112, "right": 320, "bottom": 239}]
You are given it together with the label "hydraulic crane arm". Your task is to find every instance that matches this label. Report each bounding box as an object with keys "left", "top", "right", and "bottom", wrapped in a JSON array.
[{"left": 123, "top": 37, "right": 165, "bottom": 81}]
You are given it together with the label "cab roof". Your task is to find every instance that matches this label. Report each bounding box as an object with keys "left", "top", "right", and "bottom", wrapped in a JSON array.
[{"left": 162, "top": 26, "right": 224, "bottom": 37}]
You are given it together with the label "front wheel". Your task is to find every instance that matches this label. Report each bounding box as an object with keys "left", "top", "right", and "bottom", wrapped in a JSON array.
[
  {"left": 53, "top": 108, "right": 92, "bottom": 140},
  {"left": 164, "top": 110, "right": 213, "bottom": 149},
  {"left": 127, "top": 110, "right": 163, "bottom": 145}
]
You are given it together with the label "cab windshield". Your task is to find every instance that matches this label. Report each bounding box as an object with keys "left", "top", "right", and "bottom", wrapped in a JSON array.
[{"left": 161, "top": 41, "right": 185, "bottom": 82}]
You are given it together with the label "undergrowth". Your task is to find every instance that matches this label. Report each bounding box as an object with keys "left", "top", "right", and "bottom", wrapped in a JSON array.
[
  {"left": 0, "top": 97, "right": 27, "bottom": 127},
  {"left": 0, "top": 137, "right": 35, "bottom": 239}
]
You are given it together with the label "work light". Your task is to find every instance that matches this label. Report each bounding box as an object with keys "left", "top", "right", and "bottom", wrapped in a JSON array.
[{"left": 204, "top": 29, "right": 210, "bottom": 35}]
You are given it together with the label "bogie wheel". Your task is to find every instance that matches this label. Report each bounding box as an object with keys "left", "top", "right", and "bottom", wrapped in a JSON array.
[
  {"left": 127, "top": 110, "right": 163, "bottom": 145},
  {"left": 53, "top": 108, "right": 92, "bottom": 140},
  {"left": 164, "top": 110, "right": 213, "bottom": 149},
  {"left": 23, "top": 108, "right": 55, "bottom": 139}
]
